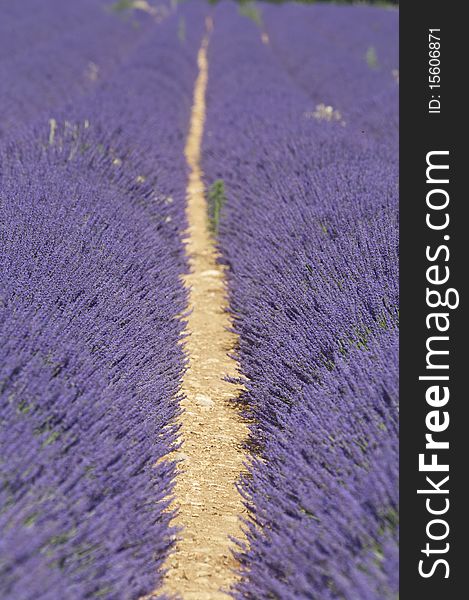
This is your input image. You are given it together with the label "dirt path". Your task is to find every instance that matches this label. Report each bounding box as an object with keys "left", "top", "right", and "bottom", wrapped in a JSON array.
[{"left": 161, "top": 18, "right": 249, "bottom": 600}]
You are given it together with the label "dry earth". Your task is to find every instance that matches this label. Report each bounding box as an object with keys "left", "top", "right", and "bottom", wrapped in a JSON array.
[{"left": 161, "top": 17, "right": 249, "bottom": 600}]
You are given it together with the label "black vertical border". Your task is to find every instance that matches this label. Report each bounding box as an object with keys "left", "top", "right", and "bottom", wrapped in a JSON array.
[{"left": 400, "top": 1, "right": 464, "bottom": 597}]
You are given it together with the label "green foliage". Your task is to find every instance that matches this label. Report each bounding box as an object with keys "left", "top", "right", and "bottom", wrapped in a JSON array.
[
  {"left": 365, "top": 45, "right": 379, "bottom": 69},
  {"left": 111, "top": 0, "right": 134, "bottom": 13},
  {"left": 23, "top": 512, "right": 39, "bottom": 527},
  {"left": 207, "top": 179, "right": 227, "bottom": 236},
  {"left": 239, "top": 1, "right": 263, "bottom": 26},
  {"left": 92, "top": 587, "right": 114, "bottom": 598},
  {"left": 41, "top": 528, "right": 77, "bottom": 556},
  {"left": 41, "top": 430, "right": 61, "bottom": 448},
  {"left": 178, "top": 16, "right": 186, "bottom": 42},
  {"left": 17, "top": 399, "right": 34, "bottom": 415}
]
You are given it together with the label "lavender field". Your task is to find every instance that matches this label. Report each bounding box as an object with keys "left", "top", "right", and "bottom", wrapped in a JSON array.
[{"left": 0, "top": 1, "right": 399, "bottom": 599}]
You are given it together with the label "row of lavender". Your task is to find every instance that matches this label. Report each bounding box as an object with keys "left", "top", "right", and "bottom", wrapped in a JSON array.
[
  {"left": 0, "top": 3, "right": 205, "bottom": 598},
  {"left": 0, "top": 0, "right": 156, "bottom": 138},
  {"left": 203, "top": 3, "right": 398, "bottom": 599}
]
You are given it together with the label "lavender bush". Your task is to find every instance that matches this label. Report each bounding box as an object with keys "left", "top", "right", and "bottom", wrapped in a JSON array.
[
  {"left": 0, "top": 3, "right": 206, "bottom": 598},
  {"left": 203, "top": 3, "right": 398, "bottom": 598}
]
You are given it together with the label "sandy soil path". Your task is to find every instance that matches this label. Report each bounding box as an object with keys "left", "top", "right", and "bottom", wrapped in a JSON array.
[{"left": 161, "top": 17, "right": 249, "bottom": 600}]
